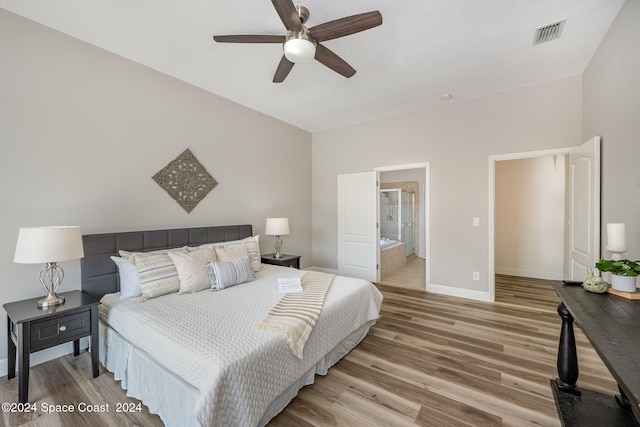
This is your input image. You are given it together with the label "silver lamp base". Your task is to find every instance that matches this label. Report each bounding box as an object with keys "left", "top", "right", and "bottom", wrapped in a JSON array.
[
  {"left": 38, "top": 293, "right": 65, "bottom": 308},
  {"left": 37, "top": 262, "right": 66, "bottom": 308},
  {"left": 273, "top": 235, "right": 283, "bottom": 259}
]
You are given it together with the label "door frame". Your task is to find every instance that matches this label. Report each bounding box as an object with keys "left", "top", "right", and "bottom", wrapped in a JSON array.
[
  {"left": 488, "top": 144, "right": 599, "bottom": 302},
  {"left": 376, "top": 162, "right": 430, "bottom": 290}
]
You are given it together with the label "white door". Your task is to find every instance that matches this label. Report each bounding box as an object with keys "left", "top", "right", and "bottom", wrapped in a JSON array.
[
  {"left": 568, "top": 137, "right": 601, "bottom": 280},
  {"left": 337, "top": 171, "right": 379, "bottom": 282}
]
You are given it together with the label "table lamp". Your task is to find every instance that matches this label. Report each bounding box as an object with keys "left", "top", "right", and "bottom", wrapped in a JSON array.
[
  {"left": 265, "top": 218, "right": 290, "bottom": 259},
  {"left": 14, "top": 226, "right": 85, "bottom": 308}
]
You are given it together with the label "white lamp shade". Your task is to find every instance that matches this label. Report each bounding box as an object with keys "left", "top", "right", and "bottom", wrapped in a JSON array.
[
  {"left": 265, "top": 218, "right": 290, "bottom": 236},
  {"left": 284, "top": 38, "right": 316, "bottom": 63},
  {"left": 14, "top": 226, "right": 84, "bottom": 264}
]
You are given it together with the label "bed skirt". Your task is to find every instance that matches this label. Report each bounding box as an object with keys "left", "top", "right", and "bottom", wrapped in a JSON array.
[{"left": 99, "top": 319, "right": 376, "bottom": 427}]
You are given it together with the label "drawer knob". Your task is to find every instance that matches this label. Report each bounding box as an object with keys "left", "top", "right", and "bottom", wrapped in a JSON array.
[{"left": 59, "top": 325, "right": 67, "bottom": 332}]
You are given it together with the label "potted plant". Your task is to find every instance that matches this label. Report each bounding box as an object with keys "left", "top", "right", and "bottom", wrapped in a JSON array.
[{"left": 595, "top": 259, "right": 640, "bottom": 292}]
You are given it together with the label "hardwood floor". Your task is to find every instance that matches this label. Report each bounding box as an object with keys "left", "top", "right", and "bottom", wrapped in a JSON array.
[{"left": 1, "top": 272, "right": 618, "bottom": 426}]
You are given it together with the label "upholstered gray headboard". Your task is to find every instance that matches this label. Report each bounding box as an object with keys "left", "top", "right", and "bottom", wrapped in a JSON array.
[{"left": 81, "top": 224, "right": 252, "bottom": 299}]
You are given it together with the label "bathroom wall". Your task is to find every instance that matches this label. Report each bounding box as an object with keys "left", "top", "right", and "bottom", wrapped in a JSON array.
[
  {"left": 380, "top": 190, "right": 400, "bottom": 241},
  {"left": 380, "top": 168, "right": 425, "bottom": 258}
]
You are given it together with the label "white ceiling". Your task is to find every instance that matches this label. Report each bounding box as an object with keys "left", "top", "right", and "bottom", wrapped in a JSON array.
[{"left": 1, "top": 0, "right": 624, "bottom": 132}]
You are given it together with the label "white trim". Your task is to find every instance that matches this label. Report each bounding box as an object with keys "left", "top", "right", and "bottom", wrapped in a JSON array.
[
  {"left": 489, "top": 146, "right": 574, "bottom": 303},
  {"left": 0, "top": 338, "right": 90, "bottom": 377},
  {"left": 428, "top": 282, "right": 492, "bottom": 302},
  {"left": 375, "top": 162, "right": 430, "bottom": 289},
  {"left": 495, "top": 267, "right": 564, "bottom": 281},
  {"left": 375, "top": 162, "right": 430, "bottom": 172},
  {"left": 489, "top": 147, "right": 571, "bottom": 162}
]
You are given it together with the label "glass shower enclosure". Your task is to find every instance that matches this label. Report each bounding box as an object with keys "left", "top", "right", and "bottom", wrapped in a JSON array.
[{"left": 380, "top": 189, "right": 415, "bottom": 257}]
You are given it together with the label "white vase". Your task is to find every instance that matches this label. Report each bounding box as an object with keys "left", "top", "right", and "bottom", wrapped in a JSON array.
[{"left": 610, "top": 274, "right": 638, "bottom": 292}]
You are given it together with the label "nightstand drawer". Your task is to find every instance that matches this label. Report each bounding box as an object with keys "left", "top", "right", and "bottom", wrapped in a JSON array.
[{"left": 30, "top": 311, "right": 91, "bottom": 351}]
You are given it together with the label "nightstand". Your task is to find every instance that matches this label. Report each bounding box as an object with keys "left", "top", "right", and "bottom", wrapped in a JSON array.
[
  {"left": 4, "top": 290, "right": 100, "bottom": 403},
  {"left": 261, "top": 253, "right": 301, "bottom": 269}
]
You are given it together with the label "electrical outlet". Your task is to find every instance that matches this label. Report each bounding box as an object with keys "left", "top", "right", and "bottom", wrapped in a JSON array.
[
  {"left": 473, "top": 271, "right": 480, "bottom": 280},
  {"left": 472, "top": 217, "right": 480, "bottom": 227}
]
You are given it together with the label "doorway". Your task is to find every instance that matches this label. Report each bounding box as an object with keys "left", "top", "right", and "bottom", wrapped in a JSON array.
[
  {"left": 377, "top": 163, "right": 429, "bottom": 289},
  {"left": 336, "top": 163, "right": 430, "bottom": 287},
  {"left": 488, "top": 138, "right": 601, "bottom": 302},
  {"left": 494, "top": 155, "right": 566, "bottom": 281}
]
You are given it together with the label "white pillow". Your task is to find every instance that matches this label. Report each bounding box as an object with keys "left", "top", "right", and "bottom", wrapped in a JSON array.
[
  {"left": 110, "top": 256, "right": 142, "bottom": 300},
  {"left": 206, "top": 256, "right": 255, "bottom": 291},
  {"left": 213, "top": 235, "right": 261, "bottom": 272},
  {"left": 168, "top": 247, "right": 216, "bottom": 294},
  {"left": 119, "top": 246, "right": 187, "bottom": 261},
  {"left": 215, "top": 243, "right": 248, "bottom": 262}
]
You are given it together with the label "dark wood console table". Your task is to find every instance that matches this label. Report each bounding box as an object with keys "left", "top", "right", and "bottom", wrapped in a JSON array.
[{"left": 552, "top": 281, "right": 640, "bottom": 426}]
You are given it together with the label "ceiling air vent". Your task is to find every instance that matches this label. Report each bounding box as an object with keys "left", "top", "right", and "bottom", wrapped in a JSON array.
[{"left": 533, "top": 19, "right": 566, "bottom": 45}]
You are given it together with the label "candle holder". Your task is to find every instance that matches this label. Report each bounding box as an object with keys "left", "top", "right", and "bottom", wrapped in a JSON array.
[
  {"left": 606, "top": 223, "right": 626, "bottom": 261},
  {"left": 606, "top": 245, "right": 627, "bottom": 261}
]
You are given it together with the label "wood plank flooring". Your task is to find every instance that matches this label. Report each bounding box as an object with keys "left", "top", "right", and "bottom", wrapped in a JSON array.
[{"left": 0, "top": 269, "right": 618, "bottom": 426}]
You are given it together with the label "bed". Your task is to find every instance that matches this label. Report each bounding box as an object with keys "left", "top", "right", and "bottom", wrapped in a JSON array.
[{"left": 80, "top": 224, "right": 383, "bottom": 426}]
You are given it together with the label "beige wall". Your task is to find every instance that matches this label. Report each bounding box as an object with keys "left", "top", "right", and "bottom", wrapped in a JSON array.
[
  {"left": 0, "top": 10, "right": 311, "bottom": 368},
  {"left": 495, "top": 156, "right": 566, "bottom": 280},
  {"left": 312, "top": 76, "right": 583, "bottom": 299},
  {"left": 583, "top": 0, "right": 640, "bottom": 259}
]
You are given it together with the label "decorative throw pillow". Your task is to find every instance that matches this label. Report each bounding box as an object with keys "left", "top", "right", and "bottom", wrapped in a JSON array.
[
  {"left": 119, "top": 246, "right": 187, "bottom": 261},
  {"left": 168, "top": 247, "right": 216, "bottom": 294},
  {"left": 206, "top": 256, "right": 255, "bottom": 291},
  {"left": 243, "top": 235, "right": 261, "bottom": 272},
  {"left": 215, "top": 243, "right": 248, "bottom": 262},
  {"left": 214, "top": 235, "right": 261, "bottom": 272},
  {"left": 133, "top": 249, "right": 187, "bottom": 299},
  {"left": 110, "top": 256, "right": 142, "bottom": 300}
]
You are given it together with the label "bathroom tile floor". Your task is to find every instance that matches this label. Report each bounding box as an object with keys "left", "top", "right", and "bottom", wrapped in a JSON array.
[{"left": 377, "top": 256, "right": 426, "bottom": 291}]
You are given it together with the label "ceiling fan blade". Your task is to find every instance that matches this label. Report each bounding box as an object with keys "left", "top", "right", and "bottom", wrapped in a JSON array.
[
  {"left": 271, "top": 0, "right": 302, "bottom": 31},
  {"left": 213, "top": 35, "right": 285, "bottom": 43},
  {"left": 309, "top": 11, "right": 382, "bottom": 42},
  {"left": 273, "top": 56, "right": 295, "bottom": 83},
  {"left": 314, "top": 43, "right": 356, "bottom": 78}
]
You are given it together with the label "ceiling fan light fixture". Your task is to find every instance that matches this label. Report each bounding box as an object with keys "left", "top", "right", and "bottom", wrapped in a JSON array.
[{"left": 284, "top": 30, "right": 316, "bottom": 63}]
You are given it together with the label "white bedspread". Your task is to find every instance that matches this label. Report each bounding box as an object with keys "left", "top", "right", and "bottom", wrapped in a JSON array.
[{"left": 99, "top": 264, "right": 382, "bottom": 426}]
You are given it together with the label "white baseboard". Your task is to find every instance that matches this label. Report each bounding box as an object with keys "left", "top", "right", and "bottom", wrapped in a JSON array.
[
  {"left": 0, "top": 337, "right": 89, "bottom": 377},
  {"left": 496, "top": 266, "right": 563, "bottom": 281},
  {"left": 427, "top": 282, "right": 493, "bottom": 302}
]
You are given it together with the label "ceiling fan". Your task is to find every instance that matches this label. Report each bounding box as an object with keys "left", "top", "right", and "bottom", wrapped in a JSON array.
[{"left": 213, "top": 0, "right": 382, "bottom": 83}]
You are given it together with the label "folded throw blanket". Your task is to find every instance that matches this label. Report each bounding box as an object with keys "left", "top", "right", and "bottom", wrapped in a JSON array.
[{"left": 258, "top": 270, "right": 335, "bottom": 359}]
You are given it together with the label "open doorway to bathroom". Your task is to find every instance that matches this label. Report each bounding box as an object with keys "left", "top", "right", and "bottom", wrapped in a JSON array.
[{"left": 377, "top": 165, "right": 428, "bottom": 291}]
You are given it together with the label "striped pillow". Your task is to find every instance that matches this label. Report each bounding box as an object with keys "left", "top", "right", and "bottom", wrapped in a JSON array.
[
  {"left": 206, "top": 256, "right": 255, "bottom": 291},
  {"left": 133, "top": 249, "right": 186, "bottom": 299}
]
